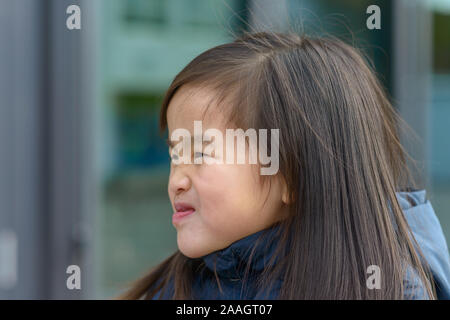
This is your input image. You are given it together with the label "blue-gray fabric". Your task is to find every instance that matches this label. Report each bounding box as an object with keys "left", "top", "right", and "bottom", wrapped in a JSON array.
[{"left": 398, "top": 190, "right": 450, "bottom": 299}]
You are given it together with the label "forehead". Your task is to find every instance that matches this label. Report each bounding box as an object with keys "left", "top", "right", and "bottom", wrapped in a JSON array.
[{"left": 166, "top": 85, "right": 228, "bottom": 133}]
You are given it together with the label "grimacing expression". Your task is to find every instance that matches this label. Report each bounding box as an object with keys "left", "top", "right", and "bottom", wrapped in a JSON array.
[{"left": 166, "top": 84, "right": 290, "bottom": 258}]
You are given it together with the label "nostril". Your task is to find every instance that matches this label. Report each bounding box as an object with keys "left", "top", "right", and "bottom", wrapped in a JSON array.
[{"left": 169, "top": 175, "right": 191, "bottom": 195}]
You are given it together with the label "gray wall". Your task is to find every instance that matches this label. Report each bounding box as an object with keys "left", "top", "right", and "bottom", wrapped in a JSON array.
[{"left": 0, "top": 0, "right": 94, "bottom": 299}]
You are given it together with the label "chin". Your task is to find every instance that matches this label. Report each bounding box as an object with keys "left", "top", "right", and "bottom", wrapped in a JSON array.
[
  {"left": 178, "top": 246, "right": 207, "bottom": 259},
  {"left": 177, "top": 235, "right": 208, "bottom": 258}
]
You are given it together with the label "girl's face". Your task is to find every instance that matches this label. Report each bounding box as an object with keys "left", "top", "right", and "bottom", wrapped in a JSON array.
[{"left": 166, "top": 85, "right": 289, "bottom": 258}]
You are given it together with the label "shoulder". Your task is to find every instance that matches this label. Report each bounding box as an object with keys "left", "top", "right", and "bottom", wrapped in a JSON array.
[{"left": 396, "top": 189, "right": 450, "bottom": 299}]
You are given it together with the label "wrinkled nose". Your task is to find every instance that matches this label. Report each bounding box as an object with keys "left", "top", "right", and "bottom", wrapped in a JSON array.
[{"left": 168, "top": 168, "right": 192, "bottom": 197}]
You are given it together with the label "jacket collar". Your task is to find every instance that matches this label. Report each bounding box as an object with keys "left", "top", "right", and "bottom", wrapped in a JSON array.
[
  {"left": 395, "top": 188, "right": 426, "bottom": 210},
  {"left": 200, "top": 189, "right": 426, "bottom": 280},
  {"left": 201, "top": 223, "right": 282, "bottom": 279}
]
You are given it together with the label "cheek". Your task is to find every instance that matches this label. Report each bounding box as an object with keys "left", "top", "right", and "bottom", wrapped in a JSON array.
[{"left": 196, "top": 164, "right": 265, "bottom": 232}]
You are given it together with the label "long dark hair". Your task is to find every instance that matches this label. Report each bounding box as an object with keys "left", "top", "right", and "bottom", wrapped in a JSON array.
[{"left": 117, "top": 31, "right": 435, "bottom": 299}]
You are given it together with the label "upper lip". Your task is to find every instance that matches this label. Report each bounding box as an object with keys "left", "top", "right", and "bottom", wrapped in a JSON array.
[{"left": 174, "top": 201, "right": 195, "bottom": 212}]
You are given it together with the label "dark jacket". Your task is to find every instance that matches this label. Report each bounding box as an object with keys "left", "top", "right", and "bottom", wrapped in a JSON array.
[{"left": 153, "top": 189, "right": 450, "bottom": 299}]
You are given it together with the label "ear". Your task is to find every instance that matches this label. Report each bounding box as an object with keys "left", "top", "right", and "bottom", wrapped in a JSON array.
[{"left": 279, "top": 175, "right": 291, "bottom": 205}]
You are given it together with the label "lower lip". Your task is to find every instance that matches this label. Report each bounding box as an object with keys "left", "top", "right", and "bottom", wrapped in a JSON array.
[{"left": 172, "top": 209, "right": 195, "bottom": 224}]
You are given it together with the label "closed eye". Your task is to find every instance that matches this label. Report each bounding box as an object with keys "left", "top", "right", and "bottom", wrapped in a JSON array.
[{"left": 194, "top": 152, "right": 207, "bottom": 158}]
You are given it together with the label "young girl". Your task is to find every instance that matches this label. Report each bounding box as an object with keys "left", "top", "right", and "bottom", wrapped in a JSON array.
[{"left": 118, "top": 31, "right": 450, "bottom": 300}]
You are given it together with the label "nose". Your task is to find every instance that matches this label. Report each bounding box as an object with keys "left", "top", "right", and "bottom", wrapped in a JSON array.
[{"left": 168, "top": 167, "right": 192, "bottom": 197}]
